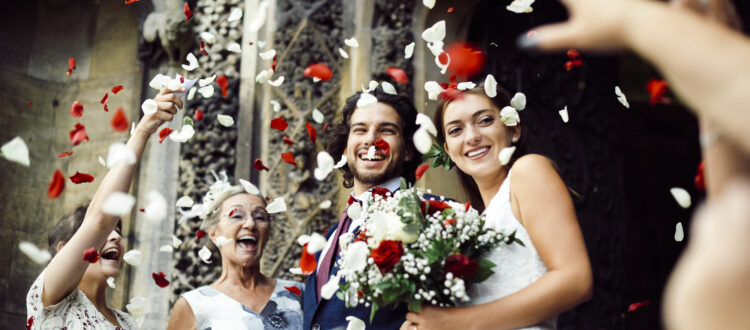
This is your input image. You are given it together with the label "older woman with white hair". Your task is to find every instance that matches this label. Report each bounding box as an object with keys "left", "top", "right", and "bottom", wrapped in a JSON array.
[{"left": 167, "top": 178, "right": 304, "bottom": 329}]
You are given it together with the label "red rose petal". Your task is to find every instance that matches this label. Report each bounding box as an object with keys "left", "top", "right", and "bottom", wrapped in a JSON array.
[
  {"left": 272, "top": 55, "right": 278, "bottom": 73},
  {"left": 48, "top": 170, "right": 65, "bottom": 199},
  {"left": 67, "top": 57, "right": 76, "bottom": 76},
  {"left": 628, "top": 300, "right": 650, "bottom": 312},
  {"left": 444, "top": 253, "right": 478, "bottom": 278},
  {"left": 100, "top": 92, "right": 109, "bottom": 105},
  {"left": 306, "top": 122, "right": 317, "bottom": 143},
  {"left": 564, "top": 60, "right": 583, "bottom": 70},
  {"left": 303, "top": 63, "right": 333, "bottom": 82},
  {"left": 270, "top": 117, "right": 289, "bottom": 131},
  {"left": 439, "top": 87, "right": 463, "bottom": 101},
  {"left": 82, "top": 247, "right": 99, "bottom": 263},
  {"left": 248, "top": 41, "right": 254, "bottom": 46},
  {"left": 647, "top": 79, "right": 669, "bottom": 105},
  {"left": 69, "top": 123, "right": 90, "bottom": 146},
  {"left": 179, "top": 74, "right": 185, "bottom": 83},
  {"left": 281, "top": 152, "right": 297, "bottom": 166},
  {"left": 216, "top": 75, "right": 228, "bottom": 97},
  {"left": 386, "top": 67, "right": 409, "bottom": 84},
  {"left": 374, "top": 138, "right": 390, "bottom": 155},
  {"left": 159, "top": 127, "right": 173, "bottom": 143},
  {"left": 139, "top": 207, "right": 145, "bottom": 213},
  {"left": 200, "top": 40, "right": 208, "bottom": 56},
  {"left": 438, "top": 52, "right": 449, "bottom": 66},
  {"left": 447, "top": 7, "right": 454, "bottom": 12},
  {"left": 152, "top": 272, "right": 170, "bottom": 288},
  {"left": 184, "top": 2, "right": 193, "bottom": 21},
  {"left": 566, "top": 49, "right": 581, "bottom": 59},
  {"left": 415, "top": 164, "right": 430, "bottom": 180},
  {"left": 58, "top": 151, "right": 73, "bottom": 158},
  {"left": 695, "top": 160, "right": 705, "bottom": 191},
  {"left": 444, "top": 218, "right": 457, "bottom": 226},
  {"left": 282, "top": 136, "right": 295, "bottom": 145},
  {"left": 300, "top": 244, "right": 316, "bottom": 275},
  {"left": 446, "top": 42, "right": 485, "bottom": 77},
  {"left": 28, "top": 102, "right": 32, "bottom": 107},
  {"left": 322, "top": 123, "right": 328, "bottom": 131},
  {"left": 112, "top": 85, "right": 124, "bottom": 94},
  {"left": 464, "top": 201, "right": 471, "bottom": 212},
  {"left": 253, "top": 159, "right": 270, "bottom": 171},
  {"left": 103, "top": 103, "right": 109, "bottom": 112},
  {"left": 111, "top": 107, "right": 129, "bottom": 132},
  {"left": 196, "top": 229, "right": 206, "bottom": 242},
  {"left": 124, "top": 0, "right": 139, "bottom": 4},
  {"left": 428, "top": 199, "right": 451, "bottom": 212},
  {"left": 69, "top": 171, "right": 94, "bottom": 184},
  {"left": 194, "top": 109, "right": 204, "bottom": 121},
  {"left": 70, "top": 101, "right": 84, "bottom": 117},
  {"left": 26, "top": 316, "right": 33, "bottom": 330},
  {"left": 284, "top": 285, "right": 302, "bottom": 295}
]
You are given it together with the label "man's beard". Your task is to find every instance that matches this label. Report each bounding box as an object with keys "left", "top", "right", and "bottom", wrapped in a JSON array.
[{"left": 350, "top": 158, "right": 404, "bottom": 186}]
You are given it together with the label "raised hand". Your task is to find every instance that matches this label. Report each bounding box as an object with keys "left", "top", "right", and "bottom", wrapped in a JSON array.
[{"left": 136, "top": 87, "right": 185, "bottom": 136}]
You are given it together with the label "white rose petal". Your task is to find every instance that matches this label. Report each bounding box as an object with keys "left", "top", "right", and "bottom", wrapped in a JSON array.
[
  {"left": 107, "top": 277, "right": 116, "bottom": 289},
  {"left": 257, "top": 41, "right": 266, "bottom": 49},
  {"left": 98, "top": 156, "right": 106, "bottom": 167},
  {"left": 199, "top": 75, "right": 217, "bottom": 87},
  {"left": 559, "top": 106, "right": 569, "bottom": 123},
  {"left": 270, "top": 100, "right": 281, "bottom": 112},
  {"left": 159, "top": 245, "right": 173, "bottom": 253},
  {"left": 306, "top": 233, "right": 327, "bottom": 254},
  {"left": 144, "top": 190, "right": 167, "bottom": 222},
  {"left": 615, "top": 86, "right": 630, "bottom": 108},
  {"left": 215, "top": 236, "right": 233, "bottom": 247},
  {"left": 289, "top": 267, "right": 303, "bottom": 275},
  {"left": 435, "top": 52, "right": 450, "bottom": 74},
  {"left": 416, "top": 113, "right": 437, "bottom": 136},
  {"left": 404, "top": 42, "right": 415, "bottom": 59},
  {"left": 198, "top": 246, "right": 212, "bottom": 263},
  {"left": 422, "top": 20, "right": 446, "bottom": 43},
  {"left": 169, "top": 125, "right": 195, "bottom": 143},
  {"left": 366, "top": 146, "right": 376, "bottom": 160},
  {"left": 297, "top": 235, "right": 311, "bottom": 246},
  {"left": 670, "top": 187, "right": 692, "bottom": 209},
  {"left": 341, "top": 241, "right": 369, "bottom": 273},
  {"left": 381, "top": 81, "right": 397, "bottom": 95},
  {"left": 424, "top": 81, "right": 445, "bottom": 100},
  {"left": 499, "top": 146, "right": 517, "bottom": 166},
  {"left": 346, "top": 316, "right": 366, "bottom": 330},
  {"left": 457, "top": 82, "right": 476, "bottom": 90},
  {"left": 239, "top": 179, "right": 260, "bottom": 195},
  {"left": 217, "top": 114, "right": 234, "bottom": 127},
  {"left": 510, "top": 92, "right": 527, "bottom": 110},
  {"left": 413, "top": 127, "right": 433, "bottom": 154},
  {"left": 344, "top": 37, "right": 359, "bottom": 48},
  {"left": 126, "top": 297, "right": 148, "bottom": 316},
  {"left": 423, "top": 0, "right": 436, "bottom": 9},
  {"left": 334, "top": 155, "right": 347, "bottom": 169},
  {"left": 187, "top": 87, "right": 197, "bottom": 100},
  {"left": 176, "top": 196, "right": 194, "bottom": 208},
  {"left": 500, "top": 106, "right": 520, "bottom": 126},
  {"left": 348, "top": 202, "right": 362, "bottom": 220},
  {"left": 249, "top": 0, "right": 270, "bottom": 31},
  {"left": 484, "top": 74, "right": 498, "bottom": 98},
  {"left": 357, "top": 92, "right": 377, "bottom": 108},
  {"left": 18, "top": 241, "right": 51, "bottom": 264},
  {"left": 314, "top": 151, "right": 335, "bottom": 180},
  {"left": 148, "top": 74, "right": 171, "bottom": 90},
  {"left": 198, "top": 85, "right": 214, "bottom": 98},
  {"left": 507, "top": 0, "right": 535, "bottom": 13},
  {"left": 172, "top": 235, "right": 182, "bottom": 249},
  {"left": 320, "top": 274, "right": 340, "bottom": 300},
  {"left": 310, "top": 109, "right": 325, "bottom": 124},
  {"left": 1, "top": 137, "right": 30, "bottom": 167},
  {"left": 255, "top": 69, "right": 274, "bottom": 83},
  {"left": 102, "top": 192, "right": 136, "bottom": 216},
  {"left": 106, "top": 143, "right": 136, "bottom": 168},
  {"left": 368, "top": 80, "right": 379, "bottom": 92},
  {"left": 228, "top": 7, "right": 243, "bottom": 22},
  {"left": 200, "top": 32, "right": 216, "bottom": 44},
  {"left": 675, "top": 222, "right": 684, "bottom": 242},
  {"left": 181, "top": 53, "right": 199, "bottom": 71},
  {"left": 313, "top": 77, "right": 321, "bottom": 83},
  {"left": 123, "top": 249, "right": 141, "bottom": 266},
  {"left": 426, "top": 40, "right": 444, "bottom": 57},
  {"left": 259, "top": 49, "right": 276, "bottom": 60},
  {"left": 141, "top": 99, "right": 158, "bottom": 115},
  {"left": 227, "top": 42, "right": 242, "bottom": 53},
  {"left": 338, "top": 48, "right": 349, "bottom": 59},
  {"left": 268, "top": 76, "right": 285, "bottom": 87},
  {"left": 167, "top": 78, "right": 182, "bottom": 92},
  {"left": 266, "top": 197, "right": 287, "bottom": 213},
  {"left": 319, "top": 200, "right": 332, "bottom": 209}
]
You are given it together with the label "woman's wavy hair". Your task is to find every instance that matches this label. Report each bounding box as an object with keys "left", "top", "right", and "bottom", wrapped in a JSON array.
[
  {"left": 326, "top": 87, "right": 421, "bottom": 188},
  {"left": 433, "top": 84, "right": 529, "bottom": 212},
  {"left": 48, "top": 205, "right": 122, "bottom": 257}
]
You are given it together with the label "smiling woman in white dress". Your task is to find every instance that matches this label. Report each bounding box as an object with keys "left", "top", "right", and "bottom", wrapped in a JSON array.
[
  {"left": 404, "top": 86, "right": 593, "bottom": 330},
  {"left": 26, "top": 87, "right": 183, "bottom": 329}
]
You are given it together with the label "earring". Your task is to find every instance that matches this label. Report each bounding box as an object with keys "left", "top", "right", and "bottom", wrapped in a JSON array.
[{"left": 512, "top": 137, "right": 519, "bottom": 143}]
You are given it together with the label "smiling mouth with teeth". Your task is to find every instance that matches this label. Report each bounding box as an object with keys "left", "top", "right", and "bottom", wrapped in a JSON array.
[
  {"left": 101, "top": 247, "right": 120, "bottom": 261},
  {"left": 237, "top": 236, "right": 258, "bottom": 250},
  {"left": 466, "top": 147, "right": 489, "bottom": 158},
  {"left": 359, "top": 154, "right": 385, "bottom": 161}
]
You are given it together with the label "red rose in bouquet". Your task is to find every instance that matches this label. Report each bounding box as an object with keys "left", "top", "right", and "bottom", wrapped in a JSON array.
[
  {"left": 370, "top": 187, "right": 391, "bottom": 200},
  {"left": 444, "top": 254, "right": 479, "bottom": 279},
  {"left": 371, "top": 240, "right": 404, "bottom": 274}
]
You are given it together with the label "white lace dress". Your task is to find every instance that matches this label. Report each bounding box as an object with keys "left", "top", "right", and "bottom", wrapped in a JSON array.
[{"left": 462, "top": 170, "right": 557, "bottom": 329}]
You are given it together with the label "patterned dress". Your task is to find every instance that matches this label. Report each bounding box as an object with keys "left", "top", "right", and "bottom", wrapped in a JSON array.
[
  {"left": 181, "top": 279, "right": 304, "bottom": 329},
  {"left": 26, "top": 269, "right": 137, "bottom": 329}
]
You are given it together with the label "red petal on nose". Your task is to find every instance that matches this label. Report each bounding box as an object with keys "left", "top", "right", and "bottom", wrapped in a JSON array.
[
  {"left": 282, "top": 136, "right": 295, "bottom": 145},
  {"left": 70, "top": 101, "right": 84, "bottom": 117},
  {"left": 69, "top": 171, "right": 94, "bottom": 184},
  {"left": 253, "top": 159, "right": 270, "bottom": 171},
  {"left": 112, "top": 85, "right": 124, "bottom": 94},
  {"left": 284, "top": 286, "right": 302, "bottom": 295},
  {"left": 374, "top": 139, "right": 390, "bottom": 155},
  {"left": 306, "top": 122, "right": 317, "bottom": 144},
  {"left": 446, "top": 42, "right": 485, "bottom": 77},
  {"left": 48, "top": 170, "right": 65, "bottom": 198},
  {"left": 566, "top": 49, "right": 581, "bottom": 59},
  {"left": 270, "top": 117, "right": 289, "bottom": 131},
  {"left": 303, "top": 63, "right": 333, "bottom": 81},
  {"left": 196, "top": 230, "right": 206, "bottom": 242},
  {"left": 83, "top": 247, "right": 99, "bottom": 263},
  {"left": 152, "top": 272, "right": 170, "bottom": 288},
  {"left": 415, "top": 164, "right": 430, "bottom": 180},
  {"left": 647, "top": 79, "right": 669, "bottom": 105},
  {"left": 216, "top": 75, "right": 228, "bottom": 97},
  {"left": 184, "top": 3, "right": 193, "bottom": 21},
  {"left": 69, "top": 123, "right": 90, "bottom": 146},
  {"left": 299, "top": 244, "right": 316, "bottom": 275},
  {"left": 58, "top": 151, "right": 73, "bottom": 158},
  {"left": 111, "top": 107, "right": 129, "bottom": 132},
  {"left": 281, "top": 152, "right": 297, "bottom": 166},
  {"left": 194, "top": 109, "right": 204, "bottom": 121},
  {"left": 159, "top": 127, "right": 173, "bottom": 143},
  {"left": 386, "top": 67, "right": 409, "bottom": 84},
  {"left": 67, "top": 57, "right": 76, "bottom": 76}
]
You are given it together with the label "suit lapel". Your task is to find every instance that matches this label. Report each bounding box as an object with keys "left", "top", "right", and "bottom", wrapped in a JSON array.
[{"left": 308, "top": 220, "right": 340, "bottom": 320}]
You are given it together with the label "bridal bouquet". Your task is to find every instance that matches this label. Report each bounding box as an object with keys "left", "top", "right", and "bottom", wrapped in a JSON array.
[{"left": 331, "top": 180, "right": 524, "bottom": 320}]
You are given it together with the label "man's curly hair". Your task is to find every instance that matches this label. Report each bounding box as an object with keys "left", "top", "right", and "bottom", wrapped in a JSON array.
[{"left": 326, "top": 87, "right": 421, "bottom": 188}]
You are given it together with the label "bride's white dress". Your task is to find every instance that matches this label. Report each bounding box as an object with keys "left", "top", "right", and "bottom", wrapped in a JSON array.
[{"left": 462, "top": 170, "right": 557, "bottom": 329}]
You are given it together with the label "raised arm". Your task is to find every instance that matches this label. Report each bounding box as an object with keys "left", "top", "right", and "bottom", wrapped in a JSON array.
[
  {"left": 41, "top": 88, "right": 183, "bottom": 307},
  {"left": 524, "top": 0, "right": 750, "bottom": 154}
]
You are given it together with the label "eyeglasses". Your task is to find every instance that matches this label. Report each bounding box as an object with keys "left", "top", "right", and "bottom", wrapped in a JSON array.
[{"left": 223, "top": 208, "right": 270, "bottom": 226}]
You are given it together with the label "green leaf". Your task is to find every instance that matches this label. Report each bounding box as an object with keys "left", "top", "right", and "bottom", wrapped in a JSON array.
[
  {"left": 469, "top": 258, "right": 497, "bottom": 283},
  {"left": 183, "top": 117, "right": 194, "bottom": 126},
  {"left": 514, "top": 238, "right": 525, "bottom": 247},
  {"left": 408, "top": 299, "right": 422, "bottom": 313},
  {"left": 442, "top": 208, "right": 456, "bottom": 217},
  {"left": 370, "top": 302, "right": 379, "bottom": 323}
]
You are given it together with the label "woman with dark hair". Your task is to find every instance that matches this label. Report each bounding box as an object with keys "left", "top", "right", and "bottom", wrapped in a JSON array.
[
  {"left": 167, "top": 179, "right": 303, "bottom": 329},
  {"left": 404, "top": 86, "right": 592, "bottom": 329},
  {"left": 25, "top": 87, "right": 182, "bottom": 329}
]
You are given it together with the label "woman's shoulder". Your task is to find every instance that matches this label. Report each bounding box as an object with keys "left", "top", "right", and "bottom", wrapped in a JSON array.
[{"left": 510, "top": 154, "right": 558, "bottom": 181}]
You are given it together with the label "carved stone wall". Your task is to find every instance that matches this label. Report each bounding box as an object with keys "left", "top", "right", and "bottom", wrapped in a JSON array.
[{"left": 370, "top": 0, "right": 416, "bottom": 98}]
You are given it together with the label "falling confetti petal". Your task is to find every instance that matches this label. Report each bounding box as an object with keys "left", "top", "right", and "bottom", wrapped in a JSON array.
[
  {"left": 423, "top": 0, "right": 436, "bottom": 9},
  {"left": 102, "top": 192, "right": 136, "bottom": 216},
  {"left": 270, "top": 117, "right": 289, "bottom": 131},
  {"left": 181, "top": 53, "right": 199, "bottom": 71},
  {"left": 143, "top": 190, "right": 167, "bottom": 222},
  {"left": 299, "top": 244, "right": 316, "bottom": 275},
  {"left": 415, "top": 164, "right": 430, "bottom": 180},
  {"left": 446, "top": 42, "right": 485, "bottom": 77},
  {"left": 321, "top": 274, "right": 341, "bottom": 299},
  {"left": 69, "top": 172, "right": 94, "bottom": 184},
  {"left": 48, "top": 170, "right": 65, "bottom": 198},
  {"left": 457, "top": 82, "right": 476, "bottom": 90},
  {"left": 386, "top": 67, "right": 409, "bottom": 84},
  {"left": 500, "top": 106, "right": 520, "bottom": 126},
  {"left": 122, "top": 249, "right": 141, "bottom": 266},
  {"left": 285, "top": 286, "right": 302, "bottom": 295},
  {"left": 338, "top": 48, "right": 349, "bottom": 59},
  {"left": 422, "top": 21, "right": 446, "bottom": 43},
  {"left": 312, "top": 109, "right": 325, "bottom": 124},
  {"left": 425, "top": 81, "right": 446, "bottom": 101},
  {"left": 674, "top": 222, "right": 684, "bottom": 242},
  {"left": 70, "top": 101, "right": 84, "bottom": 117},
  {"left": 319, "top": 200, "right": 332, "bottom": 209},
  {"left": 270, "top": 100, "right": 281, "bottom": 112},
  {"left": 413, "top": 127, "right": 433, "bottom": 154},
  {"left": 268, "top": 76, "right": 284, "bottom": 87},
  {"left": 416, "top": 113, "right": 437, "bottom": 136},
  {"left": 510, "top": 92, "right": 526, "bottom": 110},
  {"left": 193, "top": 109, "right": 204, "bottom": 121},
  {"left": 306, "top": 122, "right": 317, "bottom": 143},
  {"left": 106, "top": 142, "right": 136, "bottom": 168},
  {"left": 647, "top": 79, "right": 669, "bottom": 105},
  {"left": 314, "top": 151, "right": 335, "bottom": 180},
  {"left": 215, "top": 236, "right": 234, "bottom": 247},
  {"left": 200, "top": 32, "right": 216, "bottom": 44},
  {"left": 255, "top": 69, "right": 273, "bottom": 83},
  {"left": 344, "top": 37, "right": 359, "bottom": 48},
  {"left": 107, "top": 277, "right": 116, "bottom": 289},
  {"left": 405, "top": 42, "right": 415, "bottom": 59},
  {"left": 381, "top": 81, "right": 397, "bottom": 95},
  {"left": 112, "top": 85, "right": 124, "bottom": 94},
  {"left": 281, "top": 152, "right": 297, "bottom": 166},
  {"left": 228, "top": 7, "right": 243, "bottom": 22},
  {"left": 267, "top": 197, "right": 287, "bottom": 213},
  {"left": 227, "top": 42, "right": 242, "bottom": 53},
  {"left": 282, "top": 136, "right": 295, "bottom": 145},
  {"left": 172, "top": 235, "right": 182, "bottom": 249},
  {"left": 239, "top": 179, "right": 260, "bottom": 195},
  {"left": 158, "top": 128, "right": 173, "bottom": 144},
  {"left": 670, "top": 187, "right": 691, "bottom": 208},
  {"left": 169, "top": 125, "right": 195, "bottom": 143},
  {"left": 196, "top": 230, "right": 207, "bottom": 242},
  {"left": 499, "top": 146, "right": 517, "bottom": 165},
  {"left": 259, "top": 49, "right": 276, "bottom": 60},
  {"left": 356, "top": 92, "right": 377, "bottom": 108},
  {"left": 152, "top": 272, "right": 170, "bottom": 287},
  {"left": 306, "top": 233, "right": 327, "bottom": 254},
  {"left": 346, "top": 316, "right": 366, "bottom": 330},
  {"left": 216, "top": 75, "right": 229, "bottom": 97},
  {"left": 83, "top": 247, "right": 99, "bottom": 263},
  {"left": 19, "top": 241, "right": 51, "bottom": 264},
  {"left": 559, "top": 106, "right": 569, "bottom": 123},
  {"left": 374, "top": 139, "right": 390, "bottom": 155},
  {"left": 249, "top": 0, "right": 269, "bottom": 31},
  {"left": 1, "top": 137, "right": 30, "bottom": 167},
  {"left": 111, "top": 107, "right": 129, "bottom": 132},
  {"left": 184, "top": 2, "right": 193, "bottom": 21},
  {"left": 507, "top": 0, "right": 535, "bottom": 13},
  {"left": 253, "top": 159, "right": 269, "bottom": 171},
  {"left": 484, "top": 74, "right": 498, "bottom": 98},
  {"left": 58, "top": 151, "right": 73, "bottom": 158},
  {"left": 303, "top": 63, "right": 333, "bottom": 81},
  {"left": 615, "top": 86, "right": 630, "bottom": 108},
  {"left": 67, "top": 57, "right": 76, "bottom": 76},
  {"left": 217, "top": 114, "right": 234, "bottom": 127},
  {"left": 628, "top": 301, "right": 650, "bottom": 312},
  {"left": 69, "top": 123, "right": 90, "bottom": 146},
  {"left": 176, "top": 196, "right": 194, "bottom": 208},
  {"left": 141, "top": 99, "right": 158, "bottom": 115}
]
